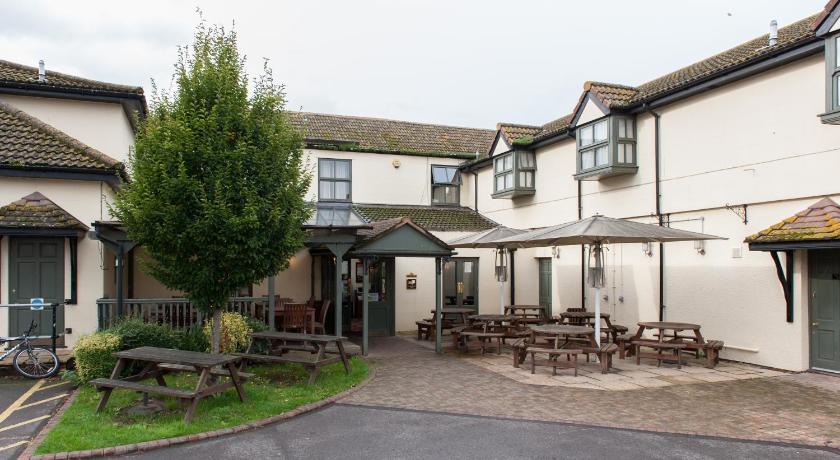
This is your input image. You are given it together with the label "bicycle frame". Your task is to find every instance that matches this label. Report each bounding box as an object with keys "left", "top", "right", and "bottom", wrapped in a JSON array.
[{"left": 0, "top": 338, "right": 28, "bottom": 361}]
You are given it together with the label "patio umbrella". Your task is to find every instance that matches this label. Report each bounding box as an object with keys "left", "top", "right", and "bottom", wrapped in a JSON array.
[
  {"left": 448, "top": 226, "right": 526, "bottom": 314},
  {"left": 496, "top": 215, "right": 725, "bottom": 345}
]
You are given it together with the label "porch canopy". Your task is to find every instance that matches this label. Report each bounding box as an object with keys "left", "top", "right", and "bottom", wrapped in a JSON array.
[
  {"left": 745, "top": 197, "right": 840, "bottom": 322},
  {"left": 495, "top": 214, "right": 724, "bottom": 345},
  {"left": 306, "top": 206, "right": 454, "bottom": 355},
  {"left": 94, "top": 203, "right": 454, "bottom": 356}
]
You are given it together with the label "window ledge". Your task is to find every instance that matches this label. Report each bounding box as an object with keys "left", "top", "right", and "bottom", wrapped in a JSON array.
[
  {"left": 574, "top": 165, "right": 638, "bottom": 181},
  {"left": 818, "top": 109, "right": 840, "bottom": 125},
  {"left": 492, "top": 188, "right": 536, "bottom": 199}
]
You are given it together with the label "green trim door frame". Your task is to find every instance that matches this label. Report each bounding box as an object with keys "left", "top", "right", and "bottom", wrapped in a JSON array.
[
  {"left": 8, "top": 237, "right": 65, "bottom": 337},
  {"left": 538, "top": 257, "right": 552, "bottom": 317},
  {"left": 443, "top": 258, "right": 479, "bottom": 310},
  {"left": 365, "top": 257, "right": 395, "bottom": 337},
  {"left": 809, "top": 249, "right": 840, "bottom": 372}
]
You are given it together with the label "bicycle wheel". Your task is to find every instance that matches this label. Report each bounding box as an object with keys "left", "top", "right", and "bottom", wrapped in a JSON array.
[{"left": 13, "top": 346, "right": 60, "bottom": 379}]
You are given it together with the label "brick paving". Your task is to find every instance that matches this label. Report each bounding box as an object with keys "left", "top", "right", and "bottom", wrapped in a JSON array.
[{"left": 344, "top": 337, "right": 840, "bottom": 448}]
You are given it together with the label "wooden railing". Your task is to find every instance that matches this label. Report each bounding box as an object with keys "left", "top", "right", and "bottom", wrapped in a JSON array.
[{"left": 96, "top": 297, "right": 269, "bottom": 330}]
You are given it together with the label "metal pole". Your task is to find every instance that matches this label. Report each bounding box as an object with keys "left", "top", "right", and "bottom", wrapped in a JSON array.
[
  {"left": 51, "top": 303, "right": 57, "bottom": 353},
  {"left": 267, "top": 274, "right": 276, "bottom": 330},
  {"left": 115, "top": 248, "right": 125, "bottom": 319},
  {"left": 435, "top": 257, "right": 442, "bottom": 354},
  {"left": 594, "top": 287, "right": 601, "bottom": 347},
  {"left": 363, "top": 258, "right": 370, "bottom": 356},
  {"left": 335, "top": 256, "right": 343, "bottom": 337}
]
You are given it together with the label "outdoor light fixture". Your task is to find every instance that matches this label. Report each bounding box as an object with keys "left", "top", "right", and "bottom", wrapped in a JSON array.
[
  {"left": 494, "top": 248, "right": 508, "bottom": 282},
  {"left": 642, "top": 242, "right": 653, "bottom": 257},
  {"left": 551, "top": 246, "right": 560, "bottom": 259},
  {"left": 694, "top": 239, "right": 706, "bottom": 255}
]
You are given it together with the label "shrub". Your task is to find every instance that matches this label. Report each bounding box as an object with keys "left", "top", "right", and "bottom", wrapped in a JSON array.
[
  {"left": 111, "top": 318, "right": 176, "bottom": 350},
  {"left": 73, "top": 332, "right": 121, "bottom": 383},
  {"left": 203, "top": 312, "right": 252, "bottom": 353},
  {"left": 173, "top": 326, "right": 209, "bottom": 352}
]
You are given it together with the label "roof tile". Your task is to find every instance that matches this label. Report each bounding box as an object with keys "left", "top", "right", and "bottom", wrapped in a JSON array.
[
  {"left": 745, "top": 197, "right": 840, "bottom": 243},
  {"left": 352, "top": 204, "right": 496, "bottom": 232},
  {"left": 0, "top": 192, "right": 87, "bottom": 231},
  {"left": 0, "top": 59, "right": 143, "bottom": 96}
]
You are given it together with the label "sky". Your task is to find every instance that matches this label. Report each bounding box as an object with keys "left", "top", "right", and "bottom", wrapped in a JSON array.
[{"left": 0, "top": 1, "right": 825, "bottom": 129}]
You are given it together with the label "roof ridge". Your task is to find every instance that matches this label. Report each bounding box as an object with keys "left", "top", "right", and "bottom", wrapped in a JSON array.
[
  {"left": 0, "top": 59, "right": 144, "bottom": 95},
  {"left": 290, "top": 111, "right": 495, "bottom": 133},
  {"left": 0, "top": 100, "right": 122, "bottom": 170},
  {"left": 584, "top": 81, "right": 638, "bottom": 91}
]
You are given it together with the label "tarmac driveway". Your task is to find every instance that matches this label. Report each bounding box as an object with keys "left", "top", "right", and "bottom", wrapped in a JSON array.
[
  {"left": 0, "top": 378, "right": 71, "bottom": 460},
  {"left": 124, "top": 404, "right": 839, "bottom": 459}
]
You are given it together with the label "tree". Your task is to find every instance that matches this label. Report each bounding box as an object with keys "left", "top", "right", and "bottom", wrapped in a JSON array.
[{"left": 114, "top": 22, "right": 311, "bottom": 353}]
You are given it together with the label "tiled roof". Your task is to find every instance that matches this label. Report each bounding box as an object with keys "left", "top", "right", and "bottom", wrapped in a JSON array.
[
  {"left": 0, "top": 101, "right": 122, "bottom": 172},
  {"left": 0, "top": 192, "right": 87, "bottom": 231},
  {"left": 352, "top": 204, "right": 497, "bottom": 232},
  {"left": 288, "top": 111, "right": 495, "bottom": 158},
  {"left": 0, "top": 59, "right": 144, "bottom": 96},
  {"left": 586, "top": 82, "right": 639, "bottom": 109},
  {"left": 745, "top": 198, "right": 840, "bottom": 243},
  {"left": 497, "top": 123, "right": 541, "bottom": 146}
]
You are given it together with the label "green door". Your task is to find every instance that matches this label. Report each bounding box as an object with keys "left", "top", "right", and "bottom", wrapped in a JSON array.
[
  {"left": 538, "top": 258, "right": 552, "bottom": 316},
  {"left": 9, "top": 237, "right": 65, "bottom": 337},
  {"left": 443, "top": 258, "right": 479, "bottom": 310},
  {"left": 366, "top": 258, "right": 395, "bottom": 336},
  {"left": 810, "top": 249, "right": 840, "bottom": 372}
]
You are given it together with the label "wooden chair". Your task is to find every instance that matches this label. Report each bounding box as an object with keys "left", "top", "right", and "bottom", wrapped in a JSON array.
[
  {"left": 313, "top": 300, "right": 331, "bottom": 335},
  {"left": 564, "top": 307, "right": 587, "bottom": 326},
  {"left": 282, "top": 303, "right": 309, "bottom": 333}
]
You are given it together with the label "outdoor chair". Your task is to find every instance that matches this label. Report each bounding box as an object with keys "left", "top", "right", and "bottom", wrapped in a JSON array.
[
  {"left": 313, "top": 300, "right": 331, "bottom": 335},
  {"left": 282, "top": 303, "right": 309, "bottom": 333}
]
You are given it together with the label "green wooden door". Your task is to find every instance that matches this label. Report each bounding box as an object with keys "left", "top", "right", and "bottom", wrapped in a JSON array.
[
  {"left": 9, "top": 237, "right": 65, "bottom": 337},
  {"left": 443, "top": 258, "right": 479, "bottom": 310},
  {"left": 538, "top": 258, "right": 552, "bottom": 316},
  {"left": 367, "top": 258, "right": 395, "bottom": 336},
  {"left": 809, "top": 249, "right": 840, "bottom": 372}
]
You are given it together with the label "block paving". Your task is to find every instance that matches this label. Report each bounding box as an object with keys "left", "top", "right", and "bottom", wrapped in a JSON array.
[{"left": 343, "top": 337, "right": 840, "bottom": 448}]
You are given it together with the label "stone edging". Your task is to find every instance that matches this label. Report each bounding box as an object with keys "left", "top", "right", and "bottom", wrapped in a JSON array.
[{"left": 26, "top": 365, "right": 376, "bottom": 460}]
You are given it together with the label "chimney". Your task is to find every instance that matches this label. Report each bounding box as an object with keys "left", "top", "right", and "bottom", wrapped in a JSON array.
[
  {"left": 38, "top": 59, "right": 46, "bottom": 81},
  {"left": 769, "top": 20, "right": 778, "bottom": 46}
]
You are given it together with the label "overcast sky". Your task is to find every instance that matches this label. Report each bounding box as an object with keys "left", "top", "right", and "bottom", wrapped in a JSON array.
[{"left": 0, "top": 1, "right": 824, "bottom": 129}]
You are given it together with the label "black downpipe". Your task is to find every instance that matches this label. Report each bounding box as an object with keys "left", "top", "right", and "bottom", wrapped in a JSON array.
[
  {"left": 646, "top": 105, "right": 665, "bottom": 321},
  {"left": 509, "top": 249, "right": 516, "bottom": 305},
  {"left": 472, "top": 171, "right": 479, "bottom": 212},
  {"left": 578, "top": 180, "right": 585, "bottom": 308}
]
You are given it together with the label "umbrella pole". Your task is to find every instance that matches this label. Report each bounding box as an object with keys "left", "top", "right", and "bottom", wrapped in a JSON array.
[
  {"left": 499, "top": 281, "right": 505, "bottom": 314},
  {"left": 594, "top": 286, "right": 601, "bottom": 347}
]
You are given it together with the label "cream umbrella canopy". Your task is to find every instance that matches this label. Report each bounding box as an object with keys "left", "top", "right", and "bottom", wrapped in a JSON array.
[
  {"left": 448, "top": 226, "right": 526, "bottom": 314},
  {"left": 495, "top": 215, "right": 725, "bottom": 345}
]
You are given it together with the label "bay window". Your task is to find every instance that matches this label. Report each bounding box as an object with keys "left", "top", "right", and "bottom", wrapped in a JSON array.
[
  {"left": 574, "top": 116, "right": 638, "bottom": 180},
  {"left": 492, "top": 150, "right": 536, "bottom": 198}
]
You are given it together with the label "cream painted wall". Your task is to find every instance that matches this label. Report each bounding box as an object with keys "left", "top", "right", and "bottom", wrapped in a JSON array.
[
  {"left": 304, "top": 149, "right": 465, "bottom": 206},
  {"left": 0, "top": 95, "right": 135, "bottom": 164},
  {"left": 0, "top": 177, "right": 114, "bottom": 348},
  {"left": 575, "top": 96, "right": 608, "bottom": 126}
]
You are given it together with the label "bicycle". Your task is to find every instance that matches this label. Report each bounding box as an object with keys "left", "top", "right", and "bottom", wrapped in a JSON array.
[{"left": 1, "top": 320, "right": 60, "bottom": 378}]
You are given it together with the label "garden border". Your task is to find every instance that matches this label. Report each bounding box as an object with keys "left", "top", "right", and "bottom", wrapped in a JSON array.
[{"left": 24, "top": 365, "right": 376, "bottom": 460}]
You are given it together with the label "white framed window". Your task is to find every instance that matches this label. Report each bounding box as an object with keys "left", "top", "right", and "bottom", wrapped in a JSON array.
[{"left": 318, "top": 158, "right": 351, "bottom": 201}]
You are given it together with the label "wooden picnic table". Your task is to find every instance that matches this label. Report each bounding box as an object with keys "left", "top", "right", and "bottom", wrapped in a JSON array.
[
  {"left": 236, "top": 331, "right": 351, "bottom": 384},
  {"left": 431, "top": 307, "right": 474, "bottom": 326},
  {"left": 91, "top": 346, "right": 246, "bottom": 424},
  {"left": 513, "top": 324, "right": 617, "bottom": 373},
  {"left": 274, "top": 305, "right": 316, "bottom": 334},
  {"left": 557, "top": 311, "right": 626, "bottom": 342},
  {"left": 504, "top": 305, "right": 548, "bottom": 324},
  {"left": 628, "top": 321, "right": 706, "bottom": 368}
]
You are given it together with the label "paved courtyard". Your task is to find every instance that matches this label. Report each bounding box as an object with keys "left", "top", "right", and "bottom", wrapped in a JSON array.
[{"left": 343, "top": 337, "right": 840, "bottom": 448}]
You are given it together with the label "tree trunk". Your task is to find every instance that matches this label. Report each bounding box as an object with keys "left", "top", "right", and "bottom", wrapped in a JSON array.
[{"left": 211, "top": 309, "right": 222, "bottom": 354}]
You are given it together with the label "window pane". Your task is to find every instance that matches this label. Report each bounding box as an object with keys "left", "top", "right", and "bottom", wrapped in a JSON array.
[
  {"left": 579, "top": 126, "right": 593, "bottom": 147},
  {"left": 431, "top": 166, "right": 448, "bottom": 184},
  {"left": 595, "top": 146, "right": 608, "bottom": 166},
  {"left": 624, "top": 144, "right": 635, "bottom": 164},
  {"left": 334, "top": 160, "right": 350, "bottom": 179},
  {"left": 334, "top": 181, "right": 350, "bottom": 200},
  {"left": 836, "top": 74, "right": 840, "bottom": 107},
  {"left": 519, "top": 151, "right": 535, "bottom": 168},
  {"left": 432, "top": 186, "right": 445, "bottom": 204},
  {"left": 495, "top": 175, "right": 505, "bottom": 192},
  {"left": 618, "top": 119, "right": 625, "bottom": 138},
  {"left": 445, "top": 186, "right": 459, "bottom": 204},
  {"left": 625, "top": 119, "right": 634, "bottom": 138},
  {"left": 320, "top": 159, "right": 335, "bottom": 179},
  {"left": 504, "top": 172, "right": 513, "bottom": 189},
  {"left": 617, "top": 144, "right": 625, "bottom": 163},
  {"left": 593, "top": 121, "right": 608, "bottom": 142},
  {"left": 319, "top": 180, "right": 334, "bottom": 200},
  {"left": 581, "top": 150, "right": 594, "bottom": 170},
  {"left": 494, "top": 158, "right": 503, "bottom": 173},
  {"left": 836, "top": 36, "right": 840, "bottom": 68},
  {"left": 503, "top": 155, "right": 513, "bottom": 171},
  {"left": 519, "top": 171, "right": 534, "bottom": 188}
]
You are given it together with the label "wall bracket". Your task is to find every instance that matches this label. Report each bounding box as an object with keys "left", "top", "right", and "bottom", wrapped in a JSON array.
[{"left": 725, "top": 203, "right": 748, "bottom": 225}]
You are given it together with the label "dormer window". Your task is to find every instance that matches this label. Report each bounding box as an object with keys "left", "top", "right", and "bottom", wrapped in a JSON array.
[
  {"left": 431, "top": 165, "right": 461, "bottom": 205},
  {"left": 492, "top": 150, "right": 536, "bottom": 198},
  {"left": 821, "top": 35, "right": 840, "bottom": 124},
  {"left": 574, "top": 116, "right": 638, "bottom": 180}
]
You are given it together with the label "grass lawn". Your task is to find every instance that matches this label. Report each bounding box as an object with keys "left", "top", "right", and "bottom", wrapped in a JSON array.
[{"left": 36, "top": 358, "right": 368, "bottom": 454}]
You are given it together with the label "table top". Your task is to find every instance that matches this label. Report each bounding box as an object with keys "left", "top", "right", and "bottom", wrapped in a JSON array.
[
  {"left": 274, "top": 306, "right": 316, "bottom": 312},
  {"left": 251, "top": 331, "right": 346, "bottom": 342},
  {"left": 638, "top": 321, "right": 700, "bottom": 331},
  {"left": 505, "top": 305, "right": 545, "bottom": 311},
  {"left": 114, "top": 346, "right": 240, "bottom": 367},
  {"left": 432, "top": 308, "right": 475, "bottom": 314},
  {"left": 530, "top": 325, "right": 594, "bottom": 336},
  {"left": 559, "top": 311, "right": 610, "bottom": 319},
  {"left": 469, "top": 314, "right": 516, "bottom": 322}
]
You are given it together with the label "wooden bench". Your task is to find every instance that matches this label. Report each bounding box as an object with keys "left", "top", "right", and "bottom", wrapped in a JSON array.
[
  {"left": 615, "top": 333, "right": 635, "bottom": 359},
  {"left": 235, "top": 352, "right": 340, "bottom": 384},
  {"left": 527, "top": 347, "right": 582, "bottom": 376},
  {"left": 579, "top": 343, "right": 618, "bottom": 374},
  {"left": 156, "top": 363, "right": 254, "bottom": 381},
  {"left": 633, "top": 340, "right": 686, "bottom": 369},
  {"left": 416, "top": 320, "right": 433, "bottom": 340},
  {"left": 459, "top": 331, "right": 504, "bottom": 355},
  {"left": 239, "top": 331, "right": 351, "bottom": 385},
  {"left": 91, "top": 378, "right": 197, "bottom": 401},
  {"left": 703, "top": 340, "right": 725, "bottom": 368}
]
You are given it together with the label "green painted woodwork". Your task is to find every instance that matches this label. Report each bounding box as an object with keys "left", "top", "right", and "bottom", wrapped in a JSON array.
[
  {"left": 9, "top": 237, "right": 65, "bottom": 336},
  {"left": 574, "top": 115, "right": 639, "bottom": 181},
  {"left": 443, "top": 258, "right": 479, "bottom": 311},
  {"left": 354, "top": 225, "right": 450, "bottom": 257},
  {"left": 809, "top": 249, "right": 840, "bottom": 372},
  {"left": 491, "top": 150, "right": 536, "bottom": 199},
  {"left": 538, "top": 258, "right": 552, "bottom": 317},
  {"left": 366, "top": 258, "right": 395, "bottom": 336}
]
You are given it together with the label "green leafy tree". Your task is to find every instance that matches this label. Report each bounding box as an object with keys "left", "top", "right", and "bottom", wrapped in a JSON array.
[{"left": 114, "top": 22, "right": 310, "bottom": 352}]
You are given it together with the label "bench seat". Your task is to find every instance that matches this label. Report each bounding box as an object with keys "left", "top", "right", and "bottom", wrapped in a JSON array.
[
  {"left": 90, "top": 378, "right": 196, "bottom": 399},
  {"left": 632, "top": 341, "right": 686, "bottom": 369},
  {"left": 459, "top": 331, "right": 504, "bottom": 355},
  {"left": 526, "top": 348, "right": 582, "bottom": 376},
  {"left": 416, "top": 320, "right": 433, "bottom": 340},
  {"left": 156, "top": 363, "right": 253, "bottom": 380}
]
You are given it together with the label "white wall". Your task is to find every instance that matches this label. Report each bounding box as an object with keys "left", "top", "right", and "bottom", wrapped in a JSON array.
[{"left": 0, "top": 94, "right": 135, "bottom": 164}]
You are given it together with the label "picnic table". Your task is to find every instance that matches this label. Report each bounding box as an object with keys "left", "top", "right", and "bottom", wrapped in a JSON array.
[
  {"left": 91, "top": 346, "right": 246, "bottom": 424},
  {"left": 504, "top": 305, "right": 548, "bottom": 324},
  {"left": 512, "top": 324, "right": 617, "bottom": 374},
  {"left": 431, "top": 308, "right": 474, "bottom": 326},
  {"left": 236, "top": 331, "right": 351, "bottom": 384},
  {"left": 557, "top": 311, "right": 628, "bottom": 342}
]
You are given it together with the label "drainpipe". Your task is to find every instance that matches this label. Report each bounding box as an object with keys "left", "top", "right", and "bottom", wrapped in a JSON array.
[
  {"left": 644, "top": 104, "right": 665, "bottom": 321},
  {"left": 472, "top": 171, "right": 479, "bottom": 212},
  {"left": 578, "top": 180, "right": 585, "bottom": 308}
]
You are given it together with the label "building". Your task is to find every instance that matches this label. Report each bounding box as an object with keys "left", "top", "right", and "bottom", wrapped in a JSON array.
[{"left": 7, "top": 1, "right": 840, "bottom": 373}]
